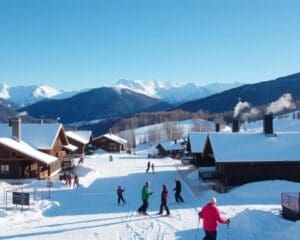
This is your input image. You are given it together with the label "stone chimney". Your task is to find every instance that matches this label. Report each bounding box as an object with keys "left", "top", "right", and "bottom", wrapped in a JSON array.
[
  {"left": 232, "top": 118, "right": 239, "bottom": 133},
  {"left": 263, "top": 114, "right": 273, "bottom": 135},
  {"left": 215, "top": 123, "right": 220, "bottom": 132},
  {"left": 10, "top": 117, "right": 21, "bottom": 142}
]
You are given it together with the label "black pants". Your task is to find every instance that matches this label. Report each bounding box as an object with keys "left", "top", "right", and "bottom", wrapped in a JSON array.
[
  {"left": 175, "top": 192, "right": 184, "bottom": 202},
  {"left": 118, "top": 195, "right": 125, "bottom": 205},
  {"left": 203, "top": 231, "right": 217, "bottom": 240},
  {"left": 159, "top": 202, "right": 170, "bottom": 215},
  {"left": 138, "top": 200, "right": 149, "bottom": 213}
]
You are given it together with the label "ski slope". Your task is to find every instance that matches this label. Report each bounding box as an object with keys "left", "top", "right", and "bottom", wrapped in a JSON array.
[{"left": 0, "top": 146, "right": 300, "bottom": 240}]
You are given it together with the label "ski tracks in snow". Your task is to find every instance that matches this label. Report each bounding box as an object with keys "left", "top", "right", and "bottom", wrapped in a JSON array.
[{"left": 118, "top": 211, "right": 178, "bottom": 240}]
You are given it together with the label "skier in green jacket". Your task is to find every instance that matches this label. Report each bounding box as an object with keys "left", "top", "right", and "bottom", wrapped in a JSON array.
[{"left": 137, "top": 181, "right": 153, "bottom": 215}]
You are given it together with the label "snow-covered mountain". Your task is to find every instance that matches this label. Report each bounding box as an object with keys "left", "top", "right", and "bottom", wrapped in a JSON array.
[
  {"left": 116, "top": 79, "right": 242, "bottom": 103},
  {"left": 0, "top": 83, "right": 83, "bottom": 107}
]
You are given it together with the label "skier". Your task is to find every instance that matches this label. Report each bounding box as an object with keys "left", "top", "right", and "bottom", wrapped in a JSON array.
[
  {"left": 73, "top": 174, "right": 79, "bottom": 188},
  {"left": 109, "top": 155, "right": 113, "bottom": 162},
  {"left": 198, "top": 197, "right": 230, "bottom": 240},
  {"left": 117, "top": 186, "right": 126, "bottom": 205},
  {"left": 146, "top": 161, "right": 151, "bottom": 173},
  {"left": 157, "top": 184, "right": 170, "bottom": 216},
  {"left": 151, "top": 163, "right": 155, "bottom": 174},
  {"left": 137, "top": 181, "right": 153, "bottom": 215},
  {"left": 78, "top": 153, "right": 84, "bottom": 164},
  {"left": 173, "top": 179, "right": 184, "bottom": 203},
  {"left": 67, "top": 174, "right": 72, "bottom": 187}
]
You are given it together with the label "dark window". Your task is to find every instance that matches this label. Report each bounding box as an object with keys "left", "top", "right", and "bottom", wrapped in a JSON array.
[{"left": 0, "top": 164, "right": 9, "bottom": 174}]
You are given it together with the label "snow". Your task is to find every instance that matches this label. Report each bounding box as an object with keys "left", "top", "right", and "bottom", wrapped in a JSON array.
[
  {"left": 188, "top": 132, "right": 208, "bottom": 153},
  {"left": 63, "top": 144, "right": 78, "bottom": 152},
  {"left": 208, "top": 132, "right": 300, "bottom": 162},
  {"left": 0, "top": 137, "right": 57, "bottom": 164},
  {"left": 157, "top": 142, "right": 184, "bottom": 151},
  {"left": 116, "top": 79, "right": 242, "bottom": 103},
  {"left": 1, "top": 147, "right": 299, "bottom": 240},
  {"left": 0, "top": 123, "right": 63, "bottom": 150},
  {"left": 33, "top": 84, "right": 61, "bottom": 98},
  {"left": 93, "top": 133, "right": 127, "bottom": 145},
  {"left": 66, "top": 130, "right": 92, "bottom": 145},
  {"left": 0, "top": 83, "right": 10, "bottom": 99}
]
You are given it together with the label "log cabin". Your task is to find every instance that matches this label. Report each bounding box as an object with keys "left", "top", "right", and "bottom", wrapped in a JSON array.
[
  {"left": 92, "top": 133, "right": 127, "bottom": 152},
  {"left": 0, "top": 118, "right": 77, "bottom": 178},
  {"left": 200, "top": 115, "right": 300, "bottom": 188},
  {"left": 65, "top": 130, "right": 92, "bottom": 155},
  {"left": 156, "top": 142, "right": 185, "bottom": 159}
]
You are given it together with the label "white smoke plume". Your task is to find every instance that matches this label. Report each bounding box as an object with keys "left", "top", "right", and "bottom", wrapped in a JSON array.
[
  {"left": 233, "top": 101, "right": 250, "bottom": 118},
  {"left": 266, "top": 93, "right": 296, "bottom": 114},
  {"left": 241, "top": 107, "right": 260, "bottom": 121},
  {"left": 17, "top": 111, "right": 28, "bottom": 117}
]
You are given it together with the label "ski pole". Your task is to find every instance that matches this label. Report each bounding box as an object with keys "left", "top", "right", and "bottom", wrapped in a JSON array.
[
  {"left": 194, "top": 219, "right": 200, "bottom": 240},
  {"left": 227, "top": 220, "right": 230, "bottom": 240}
]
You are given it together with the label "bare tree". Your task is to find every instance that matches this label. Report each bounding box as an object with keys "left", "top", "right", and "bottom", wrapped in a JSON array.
[{"left": 148, "top": 125, "right": 161, "bottom": 142}]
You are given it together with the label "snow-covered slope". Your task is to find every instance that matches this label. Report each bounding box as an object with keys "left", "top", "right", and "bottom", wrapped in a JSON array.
[
  {"left": 1, "top": 149, "right": 299, "bottom": 240},
  {"left": 116, "top": 79, "right": 242, "bottom": 103}
]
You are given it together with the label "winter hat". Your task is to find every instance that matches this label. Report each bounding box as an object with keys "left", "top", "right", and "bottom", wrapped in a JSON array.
[{"left": 210, "top": 197, "right": 217, "bottom": 204}]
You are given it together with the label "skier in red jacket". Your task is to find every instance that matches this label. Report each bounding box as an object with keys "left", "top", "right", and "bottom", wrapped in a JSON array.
[{"left": 198, "top": 197, "right": 230, "bottom": 240}]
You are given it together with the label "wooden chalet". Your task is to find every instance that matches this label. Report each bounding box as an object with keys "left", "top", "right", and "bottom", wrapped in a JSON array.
[
  {"left": 65, "top": 130, "right": 92, "bottom": 155},
  {"left": 200, "top": 115, "right": 300, "bottom": 189},
  {"left": 92, "top": 133, "right": 127, "bottom": 153},
  {"left": 187, "top": 132, "right": 208, "bottom": 167},
  {"left": 156, "top": 142, "right": 185, "bottom": 159},
  {"left": 0, "top": 118, "right": 58, "bottom": 179},
  {"left": 0, "top": 118, "right": 77, "bottom": 178}
]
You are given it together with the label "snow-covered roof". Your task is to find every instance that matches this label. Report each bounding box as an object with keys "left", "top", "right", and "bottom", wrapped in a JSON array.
[
  {"left": 0, "top": 123, "right": 64, "bottom": 150},
  {"left": 66, "top": 130, "right": 92, "bottom": 145},
  {"left": 188, "top": 132, "right": 208, "bottom": 153},
  {"left": 63, "top": 144, "right": 78, "bottom": 152},
  {"left": 94, "top": 133, "right": 127, "bottom": 145},
  {"left": 0, "top": 137, "right": 57, "bottom": 164},
  {"left": 157, "top": 142, "right": 185, "bottom": 151},
  {"left": 208, "top": 132, "right": 300, "bottom": 163}
]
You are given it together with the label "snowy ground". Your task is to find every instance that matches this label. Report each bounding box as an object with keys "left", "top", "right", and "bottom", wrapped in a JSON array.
[{"left": 1, "top": 146, "right": 300, "bottom": 240}]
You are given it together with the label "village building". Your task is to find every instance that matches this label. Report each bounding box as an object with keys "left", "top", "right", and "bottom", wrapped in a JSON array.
[
  {"left": 92, "top": 133, "right": 127, "bottom": 152},
  {"left": 65, "top": 130, "right": 92, "bottom": 155},
  {"left": 156, "top": 142, "right": 185, "bottom": 159},
  {"left": 0, "top": 118, "right": 77, "bottom": 178},
  {"left": 187, "top": 132, "right": 208, "bottom": 167},
  {"left": 199, "top": 115, "right": 300, "bottom": 191}
]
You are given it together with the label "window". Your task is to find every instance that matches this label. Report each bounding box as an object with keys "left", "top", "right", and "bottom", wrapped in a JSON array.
[{"left": 0, "top": 164, "right": 9, "bottom": 174}]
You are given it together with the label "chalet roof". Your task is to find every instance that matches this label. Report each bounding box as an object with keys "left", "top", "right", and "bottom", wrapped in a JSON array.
[
  {"left": 0, "top": 123, "right": 64, "bottom": 150},
  {"left": 66, "top": 130, "right": 92, "bottom": 145},
  {"left": 94, "top": 133, "right": 127, "bottom": 145},
  {"left": 157, "top": 142, "right": 185, "bottom": 151},
  {"left": 188, "top": 132, "right": 208, "bottom": 153},
  {"left": 0, "top": 137, "right": 57, "bottom": 165},
  {"left": 63, "top": 144, "right": 78, "bottom": 152},
  {"left": 208, "top": 132, "right": 300, "bottom": 163}
]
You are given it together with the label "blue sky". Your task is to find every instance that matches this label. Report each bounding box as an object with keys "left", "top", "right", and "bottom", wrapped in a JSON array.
[{"left": 0, "top": 0, "right": 300, "bottom": 90}]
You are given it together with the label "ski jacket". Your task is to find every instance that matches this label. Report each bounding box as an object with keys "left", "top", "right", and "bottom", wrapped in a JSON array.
[
  {"left": 173, "top": 181, "right": 181, "bottom": 193},
  {"left": 141, "top": 186, "right": 152, "bottom": 201},
  {"left": 199, "top": 203, "right": 227, "bottom": 231},
  {"left": 117, "top": 188, "right": 125, "bottom": 196},
  {"left": 161, "top": 189, "right": 168, "bottom": 204}
]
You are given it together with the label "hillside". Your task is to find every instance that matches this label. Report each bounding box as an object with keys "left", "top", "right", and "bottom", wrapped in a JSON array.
[
  {"left": 20, "top": 87, "right": 163, "bottom": 124},
  {"left": 176, "top": 72, "right": 300, "bottom": 113}
]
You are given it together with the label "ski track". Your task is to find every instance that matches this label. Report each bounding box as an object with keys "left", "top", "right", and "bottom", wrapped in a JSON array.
[{"left": 121, "top": 210, "right": 177, "bottom": 240}]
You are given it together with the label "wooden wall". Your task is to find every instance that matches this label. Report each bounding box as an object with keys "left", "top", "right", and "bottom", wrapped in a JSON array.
[{"left": 217, "top": 162, "right": 300, "bottom": 186}]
